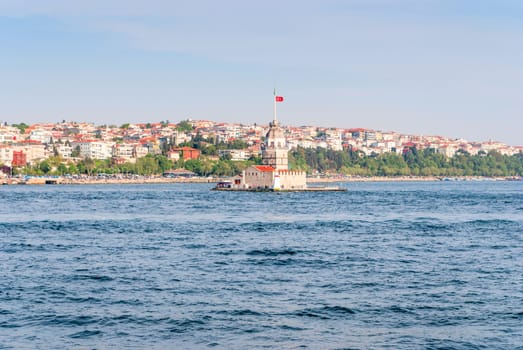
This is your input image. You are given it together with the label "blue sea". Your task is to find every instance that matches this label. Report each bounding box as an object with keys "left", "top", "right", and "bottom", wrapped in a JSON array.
[{"left": 1, "top": 181, "right": 522, "bottom": 349}]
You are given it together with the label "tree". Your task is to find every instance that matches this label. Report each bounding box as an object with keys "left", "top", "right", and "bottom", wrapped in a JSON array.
[
  {"left": 176, "top": 120, "right": 193, "bottom": 133},
  {"left": 68, "top": 163, "right": 78, "bottom": 174},
  {"left": 155, "top": 155, "right": 173, "bottom": 173},
  {"left": 201, "top": 144, "right": 217, "bottom": 156},
  {"left": 46, "top": 156, "right": 60, "bottom": 167},
  {"left": 57, "top": 163, "right": 68, "bottom": 175},
  {"left": 81, "top": 157, "right": 95, "bottom": 176},
  {"left": 39, "top": 160, "right": 51, "bottom": 174},
  {"left": 135, "top": 155, "right": 159, "bottom": 175},
  {"left": 184, "top": 159, "right": 202, "bottom": 174},
  {"left": 212, "top": 160, "right": 234, "bottom": 176},
  {"left": 71, "top": 146, "right": 81, "bottom": 158},
  {"left": 220, "top": 153, "right": 232, "bottom": 161},
  {"left": 288, "top": 145, "right": 523, "bottom": 177},
  {"left": 12, "top": 123, "right": 29, "bottom": 133},
  {"left": 200, "top": 159, "right": 214, "bottom": 176},
  {"left": 288, "top": 147, "right": 309, "bottom": 172}
]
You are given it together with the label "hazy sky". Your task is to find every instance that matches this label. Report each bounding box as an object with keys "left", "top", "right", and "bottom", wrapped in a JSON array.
[{"left": 1, "top": 0, "right": 522, "bottom": 145}]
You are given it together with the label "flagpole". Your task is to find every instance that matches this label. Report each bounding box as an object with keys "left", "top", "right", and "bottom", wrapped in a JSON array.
[{"left": 273, "top": 89, "right": 277, "bottom": 124}]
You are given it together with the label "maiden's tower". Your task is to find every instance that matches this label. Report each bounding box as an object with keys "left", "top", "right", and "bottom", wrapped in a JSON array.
[
  {"left": 226, "top": 93, "right": 306, "bottom": 190},
  {"left": 214, "top": 93, "right": 345, "bottom": 192}
]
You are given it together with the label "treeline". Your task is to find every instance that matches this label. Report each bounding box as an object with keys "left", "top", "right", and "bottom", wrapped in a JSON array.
[
  {"left": 11, "top": 146, "right": 523, "bottom": 177},
  {"left": 289, "top": 147, "right": 523, "bottom": 177},
  {"left": 14, "top": 154, "right": 260, "bottom": 177}
]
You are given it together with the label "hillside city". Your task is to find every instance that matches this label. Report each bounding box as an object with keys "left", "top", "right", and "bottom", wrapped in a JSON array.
[{"left": 0, "top": 120, "right": 522, "bottom": 176}]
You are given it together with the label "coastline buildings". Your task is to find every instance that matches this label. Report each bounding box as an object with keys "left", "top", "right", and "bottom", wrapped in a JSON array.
[{"left": 0, "top": 117, "right": 521, "bottom": 172}]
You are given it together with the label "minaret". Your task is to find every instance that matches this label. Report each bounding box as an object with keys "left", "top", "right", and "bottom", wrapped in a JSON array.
[{"left": 262, "top": 91, "right": 288, "bottom": 170}]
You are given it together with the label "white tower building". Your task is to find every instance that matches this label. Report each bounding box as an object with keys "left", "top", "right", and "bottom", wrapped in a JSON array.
[
  {"left": 236, "top": 92, "right": 307, "bottom": 190},
  {"left": 262, "top": 118, "right": 288, "bottom": 170}
]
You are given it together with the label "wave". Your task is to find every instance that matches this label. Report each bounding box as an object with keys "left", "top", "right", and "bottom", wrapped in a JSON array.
[
  {"left": 69, "top": 274, "right": 114, "bottom": 282},
  {"left": 246, "top": 248, "right": 298, "bottom": 256},
  {"left": 167, "top": 318, "right": 208, "bottom": 334},
  {"left": 69, "top": 329, "right": 102, "bottom": 339},
  {"left": 290, "top": 305, "right": 356, "bottom": 320},
  {"left": 214, "top": 309, "right": 267, "bottom": 317},
  {"left": 35, "top": 314, "right": 100, "bottom": 327}
]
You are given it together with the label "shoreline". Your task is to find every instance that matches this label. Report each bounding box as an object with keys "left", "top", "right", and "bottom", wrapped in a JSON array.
[
  {"left": 307, "top": 175, "right": 521, "bottom": 183},
  {"left": 2, "top": 175, "right": 520, "bottom": 185}
]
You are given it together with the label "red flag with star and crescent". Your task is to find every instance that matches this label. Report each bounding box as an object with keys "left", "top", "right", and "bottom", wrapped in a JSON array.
[{"left": 275, "top": 96, "right": 284, "bottom": 102}]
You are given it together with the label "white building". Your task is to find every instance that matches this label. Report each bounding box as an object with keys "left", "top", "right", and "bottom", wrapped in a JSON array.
[
  {"left": 73, "top": 141, "right": 114, "bottom": 159},
  {"left": 437, "top": 144, "right": 458, "bottom": 157},
  {"left": 0, "top": 128, "right": 19, "bottom": 143},
  {"left": 218, "top": 149, "right": 251, "bottom": 161},
  {"left": 29, "top": 129, "right": 53, "bottom": 144},
  {"left": 55, "top": 144, "right": 73, "bottom": 158},
  {"left": 0, "top": 146, "right": 13, "bottom": 165},
  {"left": 112, "top": 143, "right": 149, "bottom": 162}
]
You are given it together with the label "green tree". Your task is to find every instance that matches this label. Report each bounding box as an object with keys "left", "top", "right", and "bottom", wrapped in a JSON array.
[
  {"left": 176, "top": 120, "right": 193, "bottom": 133},
  {"left": 289, "top": 146, "right": 523, "bottom": 177},
  {"left": 80, "top": 157, "right": 95, "bottom": 176},
  {"left": 135, "top": 155, "right": 159, "bottom": 175},
  {"left": 201, "top": 144, "right": 217, "bottom": 156},
  {"left": 220, "top": 152, "right": 232, "bottom": 161},
  {"left": 183, "top": 159, "right": 202, "bottom": 174},
  {"left": 200, "top": 159, "right": 214, "bottom": 176},
  {"left": 39, "top": 160, "right": 51, "bottom": 174},
  {"left": 156, "top": 155, "right": 173, "bottom": 173},
  {"left": 57, "top": 163, "right": 68, "bottom": 175},
  {"left": 68, "top": 163, "right": 78, "bottom": 174},
  {"left": 212, "top": 160, "right": 234, "bottom": 176},
  {"left": 12, "top": 123, "right": 29, "bottom": 133},
  {"left": 71, "top": 146, "right": 81, "bottom": 158},
  {"left": 47, "top": 155, "right": 63, "bottom": 167}
]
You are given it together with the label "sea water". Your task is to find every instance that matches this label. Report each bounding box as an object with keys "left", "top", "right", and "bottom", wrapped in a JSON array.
[{"left": 0, "top": 181, "right": 522, "bottom": 349}]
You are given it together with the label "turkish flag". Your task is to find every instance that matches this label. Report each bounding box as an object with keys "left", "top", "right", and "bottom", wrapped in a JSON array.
[{"left": 275, "top": 96, "right": 284, "bottom": 102}]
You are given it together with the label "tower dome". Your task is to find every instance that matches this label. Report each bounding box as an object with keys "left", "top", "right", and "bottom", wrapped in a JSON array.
[{"left": 262, "top": 119, "right": 288, "bottom": 170}]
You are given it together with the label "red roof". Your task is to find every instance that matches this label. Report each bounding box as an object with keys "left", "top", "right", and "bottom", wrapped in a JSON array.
[{"left": 255, "top": 165, "right": 275, "bottom": 172}]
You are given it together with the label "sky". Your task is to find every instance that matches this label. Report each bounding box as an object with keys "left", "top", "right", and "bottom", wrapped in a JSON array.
[{"left": 0, "top": 0, "right": 522, "bottom": 146}]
